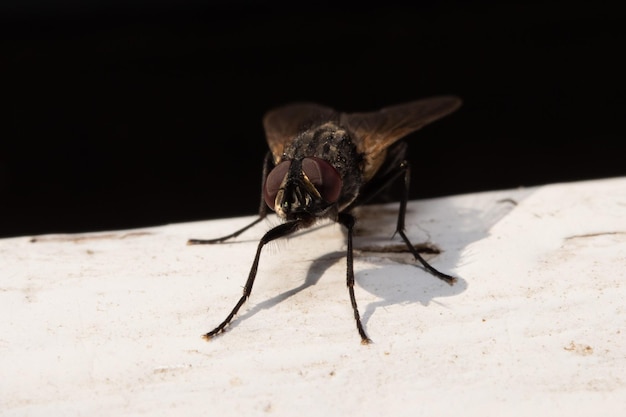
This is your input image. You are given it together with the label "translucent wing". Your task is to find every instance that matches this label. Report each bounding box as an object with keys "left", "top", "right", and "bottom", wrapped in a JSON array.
[
  {"left": 340, "top": 96, "right": 462, "bottom": 180},
  {"left": 263, "top": 103, "right": 337, "bottom": 164}
]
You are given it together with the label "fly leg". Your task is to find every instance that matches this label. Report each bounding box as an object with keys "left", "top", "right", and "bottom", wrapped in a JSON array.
[
  {"left": 187, "top": 216, "right": 265, "bottom": 245},
  {"left": 395, "top": 161, "right": 457, "bottom": 285},
  {"left": 346, "top": 155, "right": 457, "bottom": 286},
  {"left": 338, "top": 212, "right": 371, "bottom": 345},
  {"left": 204, "top": 220, "right": 302, "bottom": 340},
  {"left": 188, "top": 152, "right": 274, "bottom": 245}
]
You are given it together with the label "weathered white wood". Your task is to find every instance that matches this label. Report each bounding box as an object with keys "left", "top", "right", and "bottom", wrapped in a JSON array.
[{"left": 2, "top": 177, "right": 625, "bottom": 416}]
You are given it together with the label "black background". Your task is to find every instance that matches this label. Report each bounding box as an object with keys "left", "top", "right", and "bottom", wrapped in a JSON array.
[{"left": 2, "top": 1, "right": 625, "bottom": 238}]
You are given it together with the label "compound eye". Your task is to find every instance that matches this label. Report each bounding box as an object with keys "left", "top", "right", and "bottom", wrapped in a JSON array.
[
  {"left": 302, "top": 157, "right": 342, "bottom": 203},
  {"left": 263, "top": 161, "right": 291, "bottom": 210}
]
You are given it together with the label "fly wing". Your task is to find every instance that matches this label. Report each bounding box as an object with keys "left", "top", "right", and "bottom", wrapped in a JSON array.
[
  {"left": 263, "top": 103, "right": 337, "bottom": 164},
  {"left": 340, "top": 96, "right": 462, "bottom": 180}
]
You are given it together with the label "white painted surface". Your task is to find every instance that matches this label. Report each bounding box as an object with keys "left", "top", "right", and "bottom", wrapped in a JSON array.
[{"left": 2, "top": 177, "right": 625, "bottom": 416}]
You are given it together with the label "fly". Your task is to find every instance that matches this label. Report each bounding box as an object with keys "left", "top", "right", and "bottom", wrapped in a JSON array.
[{"left": 189, "top": 96, "right": 462, "bottom": 344}]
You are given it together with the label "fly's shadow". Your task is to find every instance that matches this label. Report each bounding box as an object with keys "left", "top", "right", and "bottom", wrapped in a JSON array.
[
  {"left": 209, "top": 237, "right": 461, "bottom": 339},
  {"left": 209, "top": 249, "right": 345, "bottom": 335}
]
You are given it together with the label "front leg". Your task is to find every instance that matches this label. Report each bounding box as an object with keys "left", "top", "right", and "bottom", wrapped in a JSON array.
[
  {"left": 338, "top": 212, "right": 371, "bottom": 345},
  {"left": 204, "top": 220, "right": 302, "bottom": 340}
]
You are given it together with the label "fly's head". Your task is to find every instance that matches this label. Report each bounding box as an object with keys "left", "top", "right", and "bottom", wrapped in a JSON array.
[{"left": 263, "top": 157, "right": 343, "bottom": 221}]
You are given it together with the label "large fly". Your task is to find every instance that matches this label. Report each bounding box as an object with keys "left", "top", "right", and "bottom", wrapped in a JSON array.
[{"left": 189, "top": 96, "right": 462, "bottom": 344}]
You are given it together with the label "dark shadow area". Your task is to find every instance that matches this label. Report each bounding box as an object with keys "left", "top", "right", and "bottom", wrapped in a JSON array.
[
  {"left": 2, "top": 1, "right": 625, "bottom": 237},
  {"left": 205, "top": 249, "right": 344, "bottom": 335}
]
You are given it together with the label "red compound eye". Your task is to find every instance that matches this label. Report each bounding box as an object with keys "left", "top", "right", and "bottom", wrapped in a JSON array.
[
  {"left": 301, "top": 157, "right": 342, "bottom": 203},
  {"left": 263, "top": 161, "right": 291, "bottom": 210}
]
